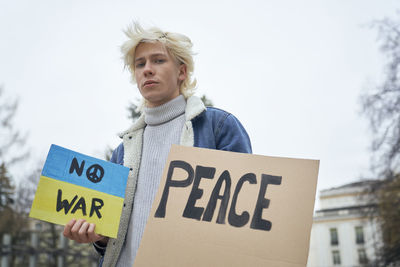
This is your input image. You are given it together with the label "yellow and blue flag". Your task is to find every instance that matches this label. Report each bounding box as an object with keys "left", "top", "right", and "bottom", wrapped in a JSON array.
[{"left": 29, "top": 144, "right": 129, "bottom": 238}]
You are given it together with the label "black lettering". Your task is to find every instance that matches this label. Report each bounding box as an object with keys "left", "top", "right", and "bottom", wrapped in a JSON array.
[
  {"left": 69, "top": 157, "right": 85, "bottom": 176},
  {"left": 155, "top": 160, "right": 194, "bottom": 218},
  {"left": 56, "top": 189, "right": 78, "bottom": 214},
  {"left": 228, "top": 173, "right": 256, "bottom": 227},
  {"left": 183, "top": 166, "right": 216, "bottom": 220},
  {"left": 71, "top": 197, "right": 87, "bottom": 216},
  {"left": 250, "top": 174, "right": 282, "bottom": 231},
  {"left": 90, "top": 198, "right": 104, "bottom": 218},
  {"left": 202, "top": 170, "right": 231, "bottom": 224}
]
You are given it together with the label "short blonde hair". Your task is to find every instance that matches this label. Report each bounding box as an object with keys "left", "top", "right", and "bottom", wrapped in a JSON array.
[{"left": 121, "top": 22, "right": 197, "bottom": 98}]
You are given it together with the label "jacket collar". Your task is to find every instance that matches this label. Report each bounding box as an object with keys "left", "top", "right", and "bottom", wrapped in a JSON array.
[
  {"left": 119, "top": 95, "right": 206, "bottom": 139},
  {"left": 185, "top": 95, "right": 206, "bottom": 121}
]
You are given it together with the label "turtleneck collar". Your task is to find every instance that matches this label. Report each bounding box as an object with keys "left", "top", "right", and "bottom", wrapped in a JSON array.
[{"left": 144, "top": 95, "right": 186, "bottom": 126}]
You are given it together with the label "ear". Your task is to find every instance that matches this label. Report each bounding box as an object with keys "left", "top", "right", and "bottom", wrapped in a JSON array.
[{"left": 178, "top": 64, "right": 187, "bottom": 82}]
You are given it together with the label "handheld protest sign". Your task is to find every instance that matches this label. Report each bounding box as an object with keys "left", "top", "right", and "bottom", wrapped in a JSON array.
[
  {"left": 135, "top": 145, "right": 319, "bottom": 267},
  {"left": 29, "top": 144, "right": 129, "bottom": 238}
]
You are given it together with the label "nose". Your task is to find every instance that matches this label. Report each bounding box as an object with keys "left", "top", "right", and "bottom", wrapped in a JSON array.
[{"left": 143, "top": 62, "right": 154, "bottom": 76}]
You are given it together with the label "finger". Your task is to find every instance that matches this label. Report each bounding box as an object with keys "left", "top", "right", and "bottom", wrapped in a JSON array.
[
  {"left": 63, "top": 219, "right": 76, "bottom": 239},
  {"left": 87, "top": 224, "right": 109, "bottom": 245},
  {"left": 71, "top": 219, "right": 86, "bottom": 242},
  {"left": 78, "top": 221, "right": 90, "bottom": 243},
  {"left": 87, "top": 223, "right": 99, "bottom": 241}
]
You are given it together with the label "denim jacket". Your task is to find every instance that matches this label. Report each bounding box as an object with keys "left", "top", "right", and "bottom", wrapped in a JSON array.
[{"left": 96, "top": 95, "right": 251, "bottom": 267}]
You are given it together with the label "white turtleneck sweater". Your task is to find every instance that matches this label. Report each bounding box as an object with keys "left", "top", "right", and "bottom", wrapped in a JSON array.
[{"left": 116, "top": 95, "right": 187, "bottom": 266}]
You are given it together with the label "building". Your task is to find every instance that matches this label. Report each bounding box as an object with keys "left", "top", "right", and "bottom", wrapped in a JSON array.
[{"left": 307, "top": 181, "right": 381, "bottom": 267}]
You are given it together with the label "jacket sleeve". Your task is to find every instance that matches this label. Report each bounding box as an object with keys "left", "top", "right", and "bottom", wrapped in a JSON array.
[
  {"left": 93, "top": 241, "right": 106, "bottom": 256},
  {"left": 215, "top": 113, "right": 252, "bottom": 153},
  {"left": 110, "top": 143, "right": 124, "bottom": 165},
  {"left": 92, "top": 143, "right": 124, "bottom": 258}
]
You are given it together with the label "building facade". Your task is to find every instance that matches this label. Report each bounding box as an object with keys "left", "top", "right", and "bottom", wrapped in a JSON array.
[{"left": 307, "top": 181, "right": 380, "bottom": 267}]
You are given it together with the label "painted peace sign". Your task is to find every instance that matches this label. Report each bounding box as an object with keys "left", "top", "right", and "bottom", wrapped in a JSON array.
[{"left": 86, "top": 164, "right": 104, "bottom": 183}]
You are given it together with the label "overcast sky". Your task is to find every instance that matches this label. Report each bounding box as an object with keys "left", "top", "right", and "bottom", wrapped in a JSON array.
[{"left": 1, "top": 0, "right": 398, "bottom": 208}]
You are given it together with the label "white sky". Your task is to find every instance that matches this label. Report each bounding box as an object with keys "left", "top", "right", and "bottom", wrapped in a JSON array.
[{"left": 1, "top": 0, "right": 398, "bottom": 208}]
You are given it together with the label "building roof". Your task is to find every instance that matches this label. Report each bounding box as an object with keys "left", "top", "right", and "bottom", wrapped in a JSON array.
[{"left": 320, "top": 180, "right": 379, "bottom": 198}]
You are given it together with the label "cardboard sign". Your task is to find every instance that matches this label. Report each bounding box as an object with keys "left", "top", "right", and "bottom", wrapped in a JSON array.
[
  {"left": 135, "top": 145, "right": 319, "bottom": 267},
  {"left": 29, "top": 144, "right": 129, "bottom": 238}
]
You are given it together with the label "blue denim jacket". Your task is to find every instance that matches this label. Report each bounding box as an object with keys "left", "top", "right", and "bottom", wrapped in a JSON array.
[
  {"left": 97, "top": 96, "right": 251, "bottom": 267},
  {"left": 192, "top": 107, "right": 252, "bottom": 152},
  {"left": 110, "top": 107, "right": 252, "bottom": 165}
]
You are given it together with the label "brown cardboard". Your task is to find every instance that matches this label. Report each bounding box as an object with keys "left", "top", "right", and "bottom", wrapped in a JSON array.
[{"left": 135, "top": 145, "right": 319, "bottom": 267}]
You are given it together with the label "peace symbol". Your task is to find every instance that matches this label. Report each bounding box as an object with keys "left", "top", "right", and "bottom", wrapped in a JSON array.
[{"left": 86, "top": 164, "right": 104, "bottom": 183}]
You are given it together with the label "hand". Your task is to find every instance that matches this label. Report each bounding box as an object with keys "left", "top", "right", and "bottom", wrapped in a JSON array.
[{"left": 63, "top": 219, "right": 109, "bottom": 245}]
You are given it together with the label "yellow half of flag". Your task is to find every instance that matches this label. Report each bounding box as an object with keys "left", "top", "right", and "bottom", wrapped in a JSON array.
[{"left": 30, "top": 176, "right": 124, "bottom": 238}]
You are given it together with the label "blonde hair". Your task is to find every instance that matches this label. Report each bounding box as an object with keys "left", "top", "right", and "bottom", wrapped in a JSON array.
[{"left": 121, "top": 22, "right": 197, "bottom": 98}]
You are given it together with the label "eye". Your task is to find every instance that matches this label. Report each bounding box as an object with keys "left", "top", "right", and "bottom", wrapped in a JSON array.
[
  {"left": 135, "top": 62, "right": 145, "bottom": 68},
  {"left": 154, "top": 59, "right": 165, "bottom": 64}
]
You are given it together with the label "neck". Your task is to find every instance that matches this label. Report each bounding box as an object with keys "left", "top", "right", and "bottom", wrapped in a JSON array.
[{"left": 144, "top": 95, "right": 186, "bottom": 126}]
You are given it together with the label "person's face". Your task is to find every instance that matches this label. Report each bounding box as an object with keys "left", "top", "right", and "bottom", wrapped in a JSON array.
[{"left": 134, "top": 42, "right": 187, "bottom": 107}]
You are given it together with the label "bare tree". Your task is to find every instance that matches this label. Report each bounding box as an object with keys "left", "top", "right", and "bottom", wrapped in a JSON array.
[
  {"left": 361, "top": 15, "right": 400, "bottom": 266},
  {"left": 0, "top": 86, "right": 29, "bottom": 235},
  {"left": 361, "top": 17, "right": 400, "bottom": 176},
  {"left": 0, "top": 163, "right": 16, "bottom": 237},
  {"left": 0, "top": 86, "right": 32, "bottom": 266},
  {"left": 376, "top": 174, "right": 400, "bottom": 266},
  {"left": 0, "top": 86, "right": 28, "bottom": 167}
]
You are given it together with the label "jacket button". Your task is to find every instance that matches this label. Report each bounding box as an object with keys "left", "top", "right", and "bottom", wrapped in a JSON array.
[
  {"left": 130, "top": 168, "right": 133, "bottom": 171},
  {"left": 129, "top": 136, "right": 132, "bottom": 139},
  {"left": 123, "top": 203, "right": 126, "bottom": 207}
]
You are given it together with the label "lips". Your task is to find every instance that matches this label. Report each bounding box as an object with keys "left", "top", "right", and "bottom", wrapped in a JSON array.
[{"left": 143, "top": 80, "right": 158, "bottom": 87}]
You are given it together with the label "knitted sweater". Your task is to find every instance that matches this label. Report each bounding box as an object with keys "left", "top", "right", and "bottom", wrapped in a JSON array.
[
  {"left": 116, "top": 95, "right": 186, "bottom": 266},
  {"left": 98, "top": 95, "right": 252, "bottom": 267}
]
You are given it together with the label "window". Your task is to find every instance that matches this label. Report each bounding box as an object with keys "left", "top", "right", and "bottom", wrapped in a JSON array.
[
  {"left": 35, "top": 222, "right": 42, "bottom": 231},
  {"left": 355, "top": 226, "right": 365, "bottom": 244},
  {"left": 330, "top": 228, "right": 339, "bottom": 245},
  {"left": 358, "top": 249, "right": 368, "bottom": 264},
  {"left": 332, "top": 250, "right": 341, "bottom": 265}
]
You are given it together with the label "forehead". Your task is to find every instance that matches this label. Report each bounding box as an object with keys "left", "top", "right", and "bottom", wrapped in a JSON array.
[{"left": 134, "top": 42, "right": 170, "bottom": 60}]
